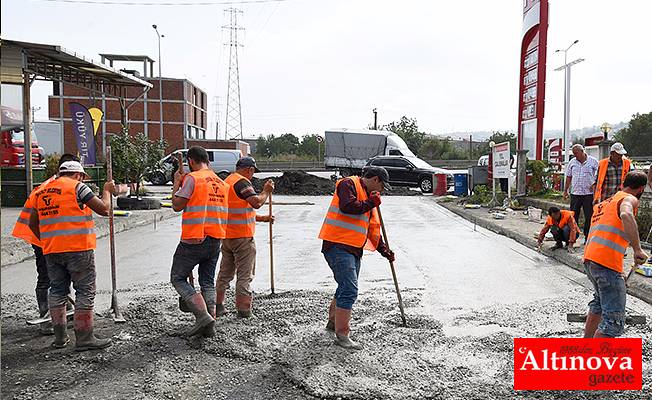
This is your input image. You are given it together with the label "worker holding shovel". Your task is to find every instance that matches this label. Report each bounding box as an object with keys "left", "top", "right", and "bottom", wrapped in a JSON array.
[
  {"left": 28, "top": 161, "right": 115, "bottom": 351},
  {"left": 582, "top": 171, "right": 649, "bottom": 338},
  {"left": 318, "top": 166, "right": 395, "bottom": 350}
]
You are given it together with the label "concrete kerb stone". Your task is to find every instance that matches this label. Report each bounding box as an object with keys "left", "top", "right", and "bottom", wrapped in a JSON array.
[
  {"left": 438, "top": 201, "right": 652, "bottom": 306},
  {"left": 1, "top": 207, "right": 178, "bottom": 267}
]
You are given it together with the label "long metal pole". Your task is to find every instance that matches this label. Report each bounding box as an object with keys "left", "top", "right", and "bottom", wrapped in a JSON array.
[
  {"left": 22, "top": 71, "right": 33, "bottom": 195},
  {"left": 107, "top": 146, "right": 125, "bottom": 323},
  {"left": 158, "top": 33, "right": 164, "bottom": 142},
  {"left": 376, "top": 207, "right": 407, "bottom": 327},
  {"left": 269, "top": 192, "right": 275, "bottom": 294}
]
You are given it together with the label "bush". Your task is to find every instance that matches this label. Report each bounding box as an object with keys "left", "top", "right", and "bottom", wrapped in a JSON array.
[
  {"left": 44, "top": 153, "right": 60, "bottom": 179},
  {"left": 110, "top": 130, "right": 166, "bottom": 198},
  {"left": 639, "top": 199, "right": 652, "bottom": 243},
  {"left": 467, "top": 184, "right": 506, "bottom": 205}
]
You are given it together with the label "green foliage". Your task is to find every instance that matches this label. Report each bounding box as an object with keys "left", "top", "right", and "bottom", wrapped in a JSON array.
[
  {"left": 256, "top": 134, "right": 324, "bottom": 160},
  {"left": 419, "top": 136, "right": 466, "bottom": 160},
  {"left": 638, "top": 199, "right": 651, "bottom": 243},
  {"left": 526, "top": 159, "right": 551, "bottom": 194},
  {"left": 466, "top": 184, "right": 506, "bottom": 205},
  {"left": 475, "top": 131, "right": 518, "bottom": 157},
  {"left": 44, "top": 153, "right": 60, "bottom": 179},
  {"left": 383, "top": 116, "right": 426, "bottom": 155},
  {"left": 110, "top": 130, "right": 166, "bottom": 197},
  {"left": 614, "top": 112, "right": 652, "bottom": 156}
]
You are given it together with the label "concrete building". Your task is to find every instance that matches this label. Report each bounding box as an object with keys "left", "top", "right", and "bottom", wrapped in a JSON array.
[{"left": 48, "top": 54, "right": 207, "bottom": 154}]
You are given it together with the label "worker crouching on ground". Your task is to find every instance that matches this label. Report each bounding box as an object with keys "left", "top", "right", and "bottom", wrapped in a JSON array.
[
  {"left": 537, "top": 207, "right": 579, "bottom": 252},
  {"left": 318, "top": 167, "right": 395, "bottom": 350},
  {"left": 582, "top": 171, "right": 649, "bottom": 338},
  {"left": 28, "top": 161, "right": 115, "bottom": 351},
  {"left": 12, "top": 153, "right": 79, "bottom": 335},
  {"left": 171, "top": 146, "right": 229, "bottom": 337},
  {"left": 216, "top": 157, "right": 274, "bottom": 318}
]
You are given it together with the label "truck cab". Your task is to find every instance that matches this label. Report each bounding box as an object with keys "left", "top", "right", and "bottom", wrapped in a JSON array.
[{"left": 1, "top": 128, "right": 45, "bottom": 166}]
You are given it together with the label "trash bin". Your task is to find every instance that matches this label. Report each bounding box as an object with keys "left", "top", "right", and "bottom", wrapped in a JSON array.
[
  {"left": 454, "top": 173, "right": 468, "bottom": 196},
  {"left": 433, "top": 173, "right": 447, "bottom": 196}
]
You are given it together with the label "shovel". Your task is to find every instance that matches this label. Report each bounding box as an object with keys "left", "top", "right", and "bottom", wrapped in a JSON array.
[
  {"left": 567, "top": 264, "right": 647, "bottom": 325},
  {"left": 107, "top": 146, "right": 126, "bottom": 323},
  {"left": 377, "top": 207, "right": 407, "bottom": 327}
]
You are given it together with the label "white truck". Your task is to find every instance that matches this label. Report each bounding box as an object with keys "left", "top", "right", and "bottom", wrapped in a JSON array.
[{"left": 324, "top": 128, "right": 416, "bottom": 176}]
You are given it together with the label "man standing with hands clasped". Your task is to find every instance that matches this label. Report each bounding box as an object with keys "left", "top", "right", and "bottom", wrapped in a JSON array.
[
  {"left": 318, "top": 166, "right": 395, "bottom": 350},
  {"left": 563, "top": 144, "right": 599, "bottom": 242}
]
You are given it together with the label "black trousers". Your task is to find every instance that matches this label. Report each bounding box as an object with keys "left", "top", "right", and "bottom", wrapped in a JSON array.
[
  {"left": 32, "top": 245, "right": 50, "bottom": 316},
  {"left": 570, "top": 194, "right": 594, "bottom": 238}
]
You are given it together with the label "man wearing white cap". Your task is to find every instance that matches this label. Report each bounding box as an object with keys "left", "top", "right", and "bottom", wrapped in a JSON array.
[
  {"left": 29, "top": 161, "right": 115, "bottom": 351},
  {"left": 594, "top": 142, "right": 634, "bottom": 204}
]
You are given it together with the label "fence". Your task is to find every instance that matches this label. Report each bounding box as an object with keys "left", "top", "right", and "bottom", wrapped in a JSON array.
[{"left": 255, "top": 159, "right": 479, "bottom": 172}]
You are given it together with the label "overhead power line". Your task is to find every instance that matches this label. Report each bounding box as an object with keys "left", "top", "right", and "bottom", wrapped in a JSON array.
[{"left": 40, "top": 0, "right": 287, "bottom": 6}]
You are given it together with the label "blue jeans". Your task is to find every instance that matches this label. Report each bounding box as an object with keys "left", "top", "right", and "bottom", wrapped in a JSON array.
[
  {"left": 584, "top": 260, "right": 626, "bottom": 337},
  {"left": 324, "top": 245, "right": 361, "bottom": 310},
  {"left": 551, "top": 225, "right": 571, "bottom": 245},
  {"left": 170, "top": 237, "right": 221, "bottom": 305}
]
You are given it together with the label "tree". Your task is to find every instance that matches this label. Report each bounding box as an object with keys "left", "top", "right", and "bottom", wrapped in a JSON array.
[
  {"left": 383, "top": 116, "right": 426, "bottom": 155},
  {"left": 476, "top": 131, "right": 518, "bottom": 157},
  {"left": 298, "top": 134, "right": 325, "bottom": 160},
  {"left": 110, "top": 130, "right": 166, "bottom": 198},
  {"left": 419, "top": 136, "right": 465, "bottom": 160},
  {"left": 614, "top": 112, "right": 652, "bottom": 156}
]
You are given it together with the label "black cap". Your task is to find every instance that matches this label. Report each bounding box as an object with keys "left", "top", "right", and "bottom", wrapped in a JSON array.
[
  {"left": 363, "top": 166, "right": 392, "bottom": 190},
  {"left": 236, "top": 156, "right": 261, "bottom": 173}
]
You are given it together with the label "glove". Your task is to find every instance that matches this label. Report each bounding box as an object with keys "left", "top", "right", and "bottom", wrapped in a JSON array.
[
  {"left": 382, "top": 249, "right": 395, "bottom": 262},
  {"left": 369, "top": 191, "right": 382, "bottom": 208}
]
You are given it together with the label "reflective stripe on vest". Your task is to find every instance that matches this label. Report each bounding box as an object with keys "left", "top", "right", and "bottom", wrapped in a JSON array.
[
  {"left": 11, "top": 176, "right": 56, "bottom": 247},
  {"left": 36, "top": 176, "right": 96, "bottom": 255},
  {"left": 318, "top": 176, "right": 381, "bottom": 251},
  {"left": 224, "top": 172, "right": 257, "bottom": 239},
  {"left": 594, "top": 158, "right": 631, "bottom": 202},
  {"left": 583, "top": 191, "right": 635, "bottom": 273},
  {"left": 181, "top": 169, "right": 229, "bottom": 240}
]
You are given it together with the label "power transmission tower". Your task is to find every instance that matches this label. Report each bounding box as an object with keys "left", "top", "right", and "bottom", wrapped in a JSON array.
[{"left": 223, "top": 7, "right": 244, "bottom": 140}]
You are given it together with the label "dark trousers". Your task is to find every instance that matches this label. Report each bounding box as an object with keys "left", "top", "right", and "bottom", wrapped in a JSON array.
[
  {"left": 551, "top": 225, "right": 571, "bottom": 246},
  {"left": 170, "top": 237, "right": 221, "bottom": 305},
  {"left": 46, "top": 250, "right": 96, "bottom": 310},
  {"left": 570, "top": 194, "right": 594, "bottom": 238},
  {"left": 32, "top": 245, "right": 50, "bottom": 317}
]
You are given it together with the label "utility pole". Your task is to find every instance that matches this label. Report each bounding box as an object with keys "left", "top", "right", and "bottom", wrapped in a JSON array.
[
  {"left": 554, "top": 40, "right": 584, "bottom": 165},
  {"left": 469, "top": 134, "right": 473, "bottom": 160},
  {"left": 212, "top": 96, "right": 221, "bottom": 139},
  {"left": 223, "top": 8, "right": 244, "bottom": 140},
  {"left": 153, "top": 25, "right": 164, "bottom": 142},
  {"left": 372, "top": 108, "right": 378, "bottom": 130}
]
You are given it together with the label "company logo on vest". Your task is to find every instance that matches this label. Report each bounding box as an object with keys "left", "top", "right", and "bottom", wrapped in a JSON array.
[{"left": 513, "top": 338, "right": 642, "bottom": 390}]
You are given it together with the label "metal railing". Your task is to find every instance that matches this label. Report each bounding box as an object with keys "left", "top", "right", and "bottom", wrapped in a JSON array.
[{"left": 255, "top": 159, "right": 480, "bottom": 172}]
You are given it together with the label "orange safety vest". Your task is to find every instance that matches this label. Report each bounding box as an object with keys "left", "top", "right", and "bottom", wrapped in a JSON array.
[
  {"left": 12, "top": 175, "right": 56, "bottom": 246},
  {"left": 594, "top": 157, "right": 631, "bottom": 202},
  {"left": 583, "top": 191, "right": 637, "bottom": 273},
  {"left": 35, "top": 176, "right": 96, "bottom": 255},
  {"left": 224, "top": 172, "right": 257, "bottom": 239},
  {"left": 181, "top": 168, "right": 229, "bottom": 240},
  {"left": 545, "top": 209, "right": 574, "bottom": 229},
  {"left": 318, "top": 176, "right": 381, "bottom": 251}
]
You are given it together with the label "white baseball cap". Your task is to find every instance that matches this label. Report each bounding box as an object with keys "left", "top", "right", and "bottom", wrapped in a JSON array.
[
  {"left": 59, "top": 161, "right": 91, "bottom": 179},
  {"left": 610, "top": 142, "right": 627, "bottom": 155}
]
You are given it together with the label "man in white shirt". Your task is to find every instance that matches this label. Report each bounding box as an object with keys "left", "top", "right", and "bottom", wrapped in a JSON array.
[{"left": 563, "top": 144, "right": 599, "bottom": 241}]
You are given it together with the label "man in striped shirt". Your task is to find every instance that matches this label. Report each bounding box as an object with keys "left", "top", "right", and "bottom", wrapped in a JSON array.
[{"left": 563, "top": 144, "right": 599, "bottom": 240}]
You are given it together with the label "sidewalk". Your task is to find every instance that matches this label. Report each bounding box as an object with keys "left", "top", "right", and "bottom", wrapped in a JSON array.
[
  {"left": 437, "top": 199, "right": 652, "bottom": 305},
  {"left": 1, "top": 205, "right": 178, "bottom": 267}
]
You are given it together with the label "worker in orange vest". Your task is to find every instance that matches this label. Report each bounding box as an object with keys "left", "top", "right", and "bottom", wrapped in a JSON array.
[
  {"left": 582, "top": 171, "right": 649, "bottom": 338},
  {"left": 318, "top": 166, "right": 395, "bottom": 350},
  {"left": 593, "top": 142, "right": 633, "bottom": 204},
  {"left": 215, "top": 157, "right": 274, "bottom": 319},
  {"left": 28, "top": 161, "right": 115, "bottom": 351},
  {"left": 536, "top": 207, "right": 579, "bottom": 252},
  {"left": 171, "top": 146, "right": 229, "bottom": 337},
  {"left": 12, "top": 153, "right": 79, "bottom": 335}
]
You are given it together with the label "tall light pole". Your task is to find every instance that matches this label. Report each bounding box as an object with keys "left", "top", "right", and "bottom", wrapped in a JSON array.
[
  {"left": 554, "top": 40, "right": 584, "bottom": 165},
  {"left": 153, "top": 24, "right": 164, "bottom": 142}
]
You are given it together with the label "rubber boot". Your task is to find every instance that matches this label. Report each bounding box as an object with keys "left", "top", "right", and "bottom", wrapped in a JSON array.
[
  {"left": 326, "top": 298, "right": 336, "bottom": 332},
  {"left": 202, "top": 293, "right": 216, "bottom": 338},
  {"left": 216, "top": 290, "right": 227, "bottom": 317},
  {"left": 187, "top": 293, "right": 215, "bottom": 337},
  {"left": 334, "top": 307, "right": 362, "bottom": 350},
  {"left": 179, "top": 296, "right": 192, "bottom": 313},
  {"left": 74, "top": 309, "right": 111, "bottom": 352},
  {"left": 37, "top": 290, "right": 54, "bottom": 335},
  {"left": 50, "top": 306, "right": 69, "bottom": 349},
  {"left": 583, "top": 312, "right": 601, "bottom": 338},
  {"left": 235, "top": 294, "right": 253, "bottom": 318}
]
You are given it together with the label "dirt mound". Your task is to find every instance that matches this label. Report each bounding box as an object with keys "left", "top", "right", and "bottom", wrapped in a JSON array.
[{"left": 252, "top": 171, "right": 421, "bottom": 196}]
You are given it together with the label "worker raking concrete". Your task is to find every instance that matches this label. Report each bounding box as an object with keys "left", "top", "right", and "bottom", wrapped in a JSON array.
[
  {"left": 12, "top": 153, "right": 79, "bottom": 335},
  {"left": 215, "top": 157, "right": 274, "bottom": 318},
  {"left": 318, "top": 166, "right": 395, "bottom": 350},
  {"left": 171, "top": 146, "right": 229, "bottom": 337},
  {"left": 582, "top": 170, "right": 649, "bottom": 338},
  {"left": 28, "top": 161, "right": 115, "bottom": 351}
]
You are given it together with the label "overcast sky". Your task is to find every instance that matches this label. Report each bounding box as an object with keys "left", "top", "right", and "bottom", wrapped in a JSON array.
[{"left": 2, "top": 0, "right": 651, "bottom": 139}]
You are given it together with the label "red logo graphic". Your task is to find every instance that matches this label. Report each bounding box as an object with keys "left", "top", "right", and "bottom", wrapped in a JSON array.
[{"left": 514, "top": 338, "right": 642, "bottom": 391}]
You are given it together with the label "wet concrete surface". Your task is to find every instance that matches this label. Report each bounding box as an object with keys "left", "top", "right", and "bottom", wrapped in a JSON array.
[{"left": 2, "top": 196, "right": 651, "bottom": 399}]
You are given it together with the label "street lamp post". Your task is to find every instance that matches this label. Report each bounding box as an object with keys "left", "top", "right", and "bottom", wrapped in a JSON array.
[
  {"left": 600, "top": 122, "right": 612, "bottom": 141},
  {"left": 153, "top": 25, "right": 164, "bottom": 142},
  {"left": 554, "top": 40, "right": 584, "bottom": 166}
]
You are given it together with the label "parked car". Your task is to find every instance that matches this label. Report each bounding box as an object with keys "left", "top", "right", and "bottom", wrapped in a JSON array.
[
  {"left": 147, "top": 149, "right": 242, "bottom": 185},
  {"left": 364, "top": 155, "right": 453, "bottom": 193}
]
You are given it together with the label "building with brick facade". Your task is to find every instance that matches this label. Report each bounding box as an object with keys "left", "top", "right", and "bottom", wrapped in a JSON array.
[{"left": 48, "top": 55, "right": 207, "bottom": 155}]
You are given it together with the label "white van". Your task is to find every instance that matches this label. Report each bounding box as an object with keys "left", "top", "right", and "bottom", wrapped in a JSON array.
[{"left": 148, "top": 148, "right": 242, "bottom": 185}]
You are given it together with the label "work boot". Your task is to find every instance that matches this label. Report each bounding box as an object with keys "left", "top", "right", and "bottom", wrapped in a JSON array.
[
  {"left": 186, "top": 293, "right": 215, "bottom": 337},
  {"left": 550, "top": 242, "right": 563, "bottom": 251},
  {"left": 326, "top": 298, "right": 336, "bottom": 332},
  {"left": 235, "top": 294, "right": 253, "bottom": 318},
  {"left": 39, "top": 312, "right": 54, "bottom": 336},
  {"left": 583, "top": 312, "right": 602, "bottom": 338},
  {"left": 50, "top": 306, "right": 69, "bottom": 349},
  {"left": 334, "top": 307, "right": 362, "bottom": 350},
  {"left": 179, "top": 296, "right": 192, "bottom": 313},
  {"left": 202, "top": 294, "right": 217, "bottom": 338},
  {"left": 73, "top": 309, "right": 112, "bottom": 352},
  {"left": 215, "top": 291, "right": 228, "bottom": 317}
]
